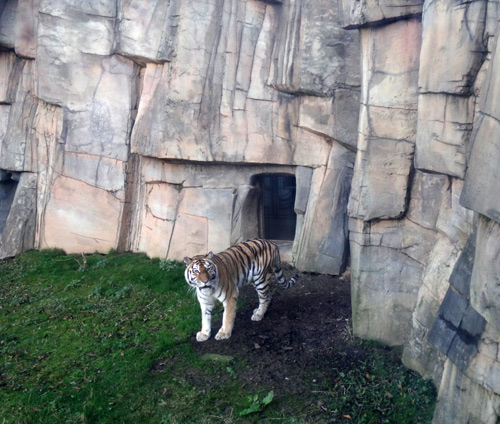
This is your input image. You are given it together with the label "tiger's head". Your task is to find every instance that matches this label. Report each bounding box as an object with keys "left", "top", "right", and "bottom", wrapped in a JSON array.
[{"left": 183, "top": 252, "right": 218, "bottom": 291}]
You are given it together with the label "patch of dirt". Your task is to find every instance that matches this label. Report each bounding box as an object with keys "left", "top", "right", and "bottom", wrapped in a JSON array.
[{"left": 191, "top": 266, "right": 365, "bottom": 395}]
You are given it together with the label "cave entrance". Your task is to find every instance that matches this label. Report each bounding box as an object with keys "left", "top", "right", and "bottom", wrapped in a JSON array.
[{"left": 253, "top": 174, "right": 297, "bottom": 241}]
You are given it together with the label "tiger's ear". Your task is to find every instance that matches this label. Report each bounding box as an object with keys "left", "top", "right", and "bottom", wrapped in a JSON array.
[
  {"left": 207, "top": 252, "right": 214, "bottom": 259},
  {"left": 183, "top": 257, "right": 192, "bottom": 265}
]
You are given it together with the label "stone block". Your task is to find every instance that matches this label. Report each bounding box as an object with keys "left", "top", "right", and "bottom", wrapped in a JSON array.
[
  {"left": 350, "top": 218, "right": 430, "bottom": 345},
  {"left": 419, "top": 0, "right": 487, "bottom": 94},
  {"left": 136, "top": 209, "right": 174, "bottom": 259},
  {"left": 331, "top": 88, "right": 361, "bottom": 149},
  {"left": 0, "top": 59, "right": 37, "bottom": 172},
  {"left": 136, "top": 183, "right": 178, "bottom": 259},
  {"left": 461, "top": 113, "right": 500, "bottom": 224},
  {"left": 348, "top": 20, "right": 421, "bottom": 221},
  {"left": 0, "top": 52, "right": 24, "bottom": 103},
  {"left": 436, "top": 178, "right": 475, "bottom": 247},
  {"left": 433, "top": 360, "right": 500, "bottom": 424},
  {"left": 63, "top": 153, "right": 126, "bottom": 195},
  {"left": 427, "top": 317, "right": 456, "bottom": 356},
  {"left": 14, "top": 0, "right": 39, "bottom": 58},
  {"left": 40, "top": 175, "right": 122, "bottom": 254},
  {"left": 361, "top": 20, "right": 421, "bottom": 108},
  {"left": 39, "top": 0, "right": 116, "bottom": 18},
  {"left": 338, "top": 0, "right": 423, "bottom": 29},
  {"left": 0, "top": 172, "right": 37, "bottom": 259},
  {"left": 64, "top": 55, "right": 138, "bottom": 161},
  {"left": 407, "top": 171, "right": 449, "bottom": 230},
  {"left": 348, "top": 137, "right": 415, "bottom": 221},
  {"left": 36, "top": 10, "right": 115, "bottom": 109},
  {"left": 298, "top": 96, "right": 335, "bottom": 139},
  {"left": 449, "top": 231, "right": 477, "bottom": 296},
  {"left": 460, "top": 306, "right": 487, "bottom": 340},
  {"left": 0, "top": 178, "right": 17, "bottom": 234},
  {"left": 448, "top": 334, "right": 478, "bottom": 372},
  {"left": 168, "top": 213, "right": 209, "bottom": 260},
  {"left": 294, "top": 166, "right": 313, "bottom": 215},
  {"left": 419, "top": 235, "right": 459, "bottom": 302},
  {"left": 295, "top": 144, "right": 354, "bottom": 274},
  {"left": 0, "top": 0, "right": 17, "bottom": 48},
  {"left": 116, "top": 0, "right": 171, "bottom": 63},
  {"left": 0, "top": 105, "right": 10, "bottom": 153},
  {"left": 415, "top": 93, "right": 474, "bottom": 178},
  {"left": 402, "top": 311, "right": 445, "bottom": 382},
  {"left": 230, "top": 185, "right": 260, "bottom": 245},
  {"left": 440, "top": 288, "right": 468, "bottom": 328},
  {"left": 470, "top": 216, "right": 500, "bottom": 332},
  {"left": 270, "top": 0, "right": 360, "bottom": 94}
]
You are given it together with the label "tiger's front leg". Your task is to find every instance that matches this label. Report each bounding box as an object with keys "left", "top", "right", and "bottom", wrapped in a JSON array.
[
  {"left": 215, "top": 297, "right": 237, "bottom": 340},
  {"left": 196, "top": 293, "right": 215, "bottom": 342}
]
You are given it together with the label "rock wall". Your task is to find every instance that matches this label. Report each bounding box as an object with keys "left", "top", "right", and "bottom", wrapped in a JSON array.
[
  {"left": 2, "top": 0, "right": 500, "bottom": 422},
  {"left": 342, "top": 0, "right": 500, "bottom": 422},
  {"left": 0, "top": 0, "right": 360, "bottom": 274}
]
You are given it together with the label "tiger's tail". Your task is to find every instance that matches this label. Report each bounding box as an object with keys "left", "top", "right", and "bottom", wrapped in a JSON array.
[{"left": 275, "top": 267, "right": 299, "bottom": 289}]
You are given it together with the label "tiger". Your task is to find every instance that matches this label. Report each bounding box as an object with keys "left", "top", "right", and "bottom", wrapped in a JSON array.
[{"left": 183, "top": 238, "right": 299, "bottom": 342}]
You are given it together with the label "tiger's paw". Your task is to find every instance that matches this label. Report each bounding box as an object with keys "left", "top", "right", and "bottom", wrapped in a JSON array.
[
  {"left": 196, "top": 331, "right": 210, "bottom": 342},
  {"left": 251, "top": 310, "right": 264, "bottom": 321},
  {"left": 215, "top": 329, "right": 232, "bottom": 340}
]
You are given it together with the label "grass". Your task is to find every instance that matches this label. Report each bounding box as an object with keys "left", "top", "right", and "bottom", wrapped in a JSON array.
[{"left": 0, "top": 250, "right": 436, "bottom": 423}]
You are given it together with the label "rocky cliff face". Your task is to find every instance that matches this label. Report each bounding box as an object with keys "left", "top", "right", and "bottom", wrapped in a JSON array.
[
  {"left": 0, "top": 0, "right": 359, "bottom": 275},
  {"left": 1, "top": 0, "right": 500, "bottom": 422},
  {"left": 343, "top": 1, "right": 500, "bottom": 422}
]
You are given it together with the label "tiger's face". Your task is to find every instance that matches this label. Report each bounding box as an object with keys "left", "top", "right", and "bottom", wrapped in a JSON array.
[{"left": 183, "top": 253, "right": 218, "bottom": 291}]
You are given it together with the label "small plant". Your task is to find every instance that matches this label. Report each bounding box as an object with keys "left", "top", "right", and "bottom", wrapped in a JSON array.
[
  {"left": 239, "top": 390, "right": 274, "bottom": 416},
  {"left": 160, "top": 259, "right": 183, "bottom": 272},
  {"left": 226, "top": 366, "right": 237, "bottom": 379}
]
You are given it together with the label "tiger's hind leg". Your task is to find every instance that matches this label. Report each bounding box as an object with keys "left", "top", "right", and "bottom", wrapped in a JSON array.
[{"left": 251, "top": 273, "right": 272, "bottom": 321}]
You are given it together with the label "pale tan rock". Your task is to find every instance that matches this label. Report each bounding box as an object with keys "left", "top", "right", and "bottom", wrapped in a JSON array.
[
  {"left": 419, "top": 0, "right": 487, "bottom": 95},
  {"left": 116, "top": 0, "right": 171, "bottom": 63},
  {"left": 40, "top": 176, "right": 122, "bottom": 253},
  {"left": 349, "top": 217, "right": 436, "bottom": 346},
  {"left": 295, "top": 143, "right": 354, "bottom": 274},
  {"left": 415, "top": 94, "right": 474, "bottom": 178},
  {"left": 14, "top": 0, "right": 39, "bottom": 58},
  {"left": 36, "top": 11, "right": 115, "bottom": 109},
  {"left": 0, "top": 52, "right": 23, "bottom": 103},
  {"left": 402, "top": 236, "right": 461, "bottom": 380},
  {"left": 0, "top": 59, "right": 37, "bottom": 172},
  {"left": 270, "top": 0, "right": 360, "bottom": 94},
  {"left": 0, "top": 0, "right": 16, "bottom": 48},
  {"left": 167, "top": 213, "right": 209, "bottom": 260},
  {"left": 433, "top": 360, "right": 500, "bottom": 424},
  {"left": 63, "top": 153, "right": 126, "bottom": 195},
  {"left": 0, "top": 172, "right": 37, "bottom": 258},
  {"left": 64, "top": 55, "right": 138, "bottom": 161},
  {"left": 338, "top": 0, "right": 423, "bottom": 29},
  {"left": 348, "top": 19, "right": 421, "bottom": 221},
  {"left": 470, "top": 216, "right": 500, "bottom": 332}
]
